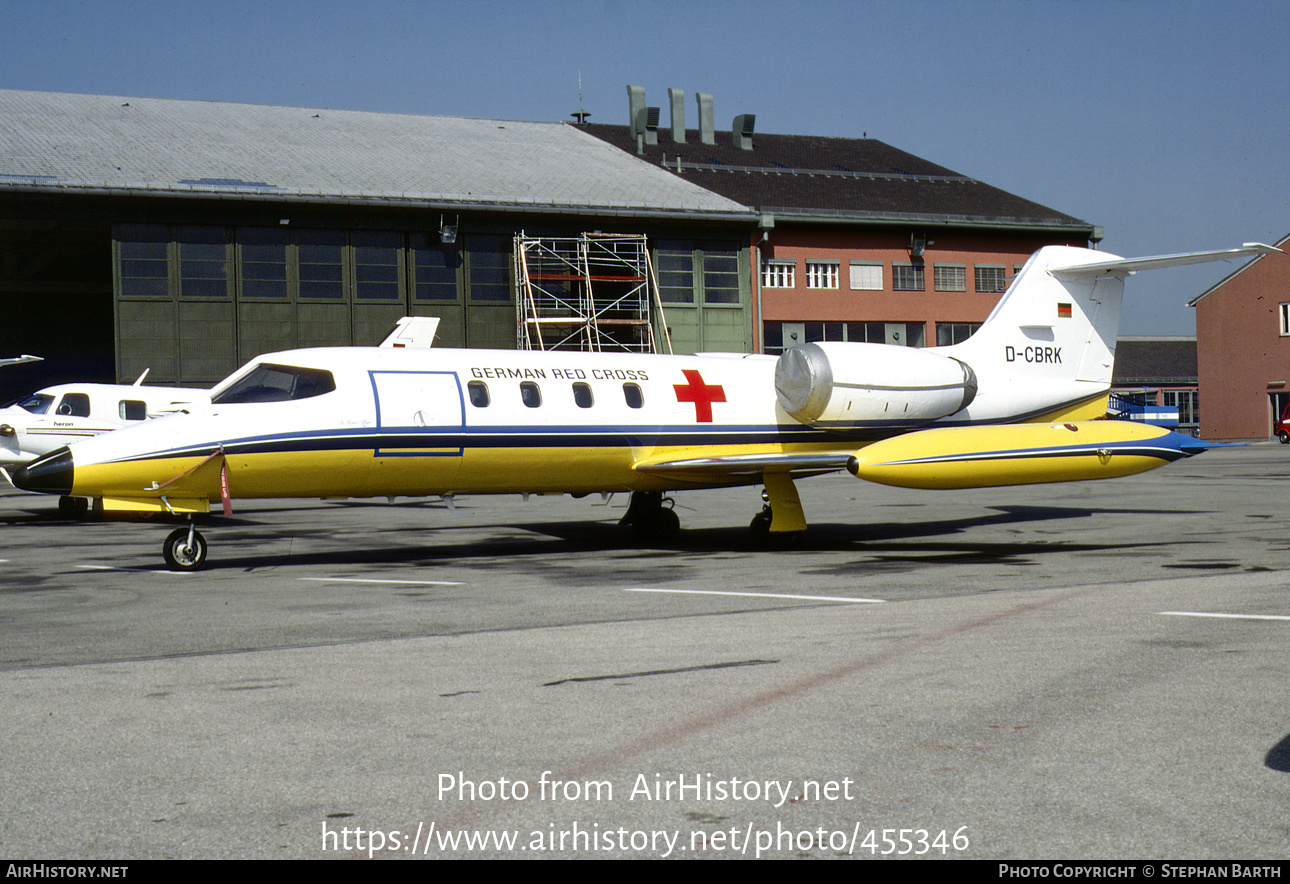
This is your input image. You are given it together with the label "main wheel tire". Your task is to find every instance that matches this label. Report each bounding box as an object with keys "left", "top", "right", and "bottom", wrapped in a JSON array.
[
  {"left": 58, "top": 495, "right": 89, "bottom": 520},
  {"left": 163, "top": 526, "right": 208, "bottom": 571}
]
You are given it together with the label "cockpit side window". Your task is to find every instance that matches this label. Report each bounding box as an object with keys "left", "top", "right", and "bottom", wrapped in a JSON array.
[
  {"left": 11, "top": 393, "right": 54, "bottom": 414},
  {"left": 211, "top": 364, "right": 336, "bottom": 404}
]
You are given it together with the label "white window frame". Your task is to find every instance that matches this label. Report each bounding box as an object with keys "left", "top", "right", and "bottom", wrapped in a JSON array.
[
  {"left": 1281, "top": 302, "right": 1290, "bottom": 336},
  {"left": 849, "top": 261, "right": 883, "bottom": 291},
  {"left": 761, "top": 259, "right": 795, "bottom": 288},
  {"left": 806, "top": 261, "right": 839, "bottom": 289}
]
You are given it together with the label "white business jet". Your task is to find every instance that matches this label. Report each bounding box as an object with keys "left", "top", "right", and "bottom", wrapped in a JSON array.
[{"left": 10, "top": 245, "right": 1275, "bottom": 569}]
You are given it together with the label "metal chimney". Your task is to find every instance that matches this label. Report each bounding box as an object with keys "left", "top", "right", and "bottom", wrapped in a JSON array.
[
  {"left": 697, "top": 92, "right": 714, "bottom": 145},
  {"left": 627, "top": 85, "right": 646, "bottom": 137},
  {"left": 668, "top": 87, "right": 685, "bottom": 143},
  {"left": 733, "top": 113, "right": 755, "bottom": 150}
]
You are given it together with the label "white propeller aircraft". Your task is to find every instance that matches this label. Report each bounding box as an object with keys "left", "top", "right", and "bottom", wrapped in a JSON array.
[{"left": 10, "top": 243, "right": 1276, "bottom": 570}]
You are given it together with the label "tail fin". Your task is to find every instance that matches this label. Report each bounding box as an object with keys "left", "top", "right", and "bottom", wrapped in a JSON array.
[{"left": 939, "top": 244, "right": 1278, "bottom": 424}]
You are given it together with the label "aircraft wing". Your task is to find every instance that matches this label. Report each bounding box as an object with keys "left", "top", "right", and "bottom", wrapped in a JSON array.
[
  {"left": 633, "top": 450, "right": 855, "bottom": 478},
  {"left": 0, "top": 355, "right": 43, "bottom": 368},
  {"left": 1050, "top": 244, "right": 1280, "bottom": 279}
]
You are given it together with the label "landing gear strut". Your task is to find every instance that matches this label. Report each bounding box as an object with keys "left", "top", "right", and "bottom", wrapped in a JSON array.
[
  {"left": 163, "top": 521, "right": 208, "bottom": 571},
  {"left": 749, "top": 474, "right": 806, "bottom": 549},
  {"left": 620, "top": 491, "right": 681, "bottom": 543}
]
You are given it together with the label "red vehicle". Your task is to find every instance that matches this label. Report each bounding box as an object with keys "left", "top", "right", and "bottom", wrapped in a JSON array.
[{"left": 1277, "top": 402, "right": 1290, "bottom": 443}]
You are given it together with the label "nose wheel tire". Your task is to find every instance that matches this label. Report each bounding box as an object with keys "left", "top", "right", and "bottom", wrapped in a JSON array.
[{"left": 163, "top": 526, "right": 208, "bottom": 571}]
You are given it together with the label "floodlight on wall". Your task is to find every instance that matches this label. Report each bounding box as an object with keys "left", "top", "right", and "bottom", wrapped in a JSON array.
[
  {"left": 439, "top": 215, "right": 458, "bottom": 245},
  {"left": 909, "top": 235, "right": 934, "bottom": 258}
]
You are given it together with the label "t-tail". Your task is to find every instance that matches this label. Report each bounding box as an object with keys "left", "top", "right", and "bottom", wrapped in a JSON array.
[{"left": 938, "top": 243, "right": 1280, "bottom": 425}]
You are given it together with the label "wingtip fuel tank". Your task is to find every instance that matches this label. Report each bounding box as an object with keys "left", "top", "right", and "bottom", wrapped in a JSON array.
[{"left": 847, "top": 421, "right": 1201, "bottom": 490}]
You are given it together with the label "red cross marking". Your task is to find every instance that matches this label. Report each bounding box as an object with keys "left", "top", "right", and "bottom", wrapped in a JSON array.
[{"left": 673, "top": 369, "right": 726, "bottom": 423}]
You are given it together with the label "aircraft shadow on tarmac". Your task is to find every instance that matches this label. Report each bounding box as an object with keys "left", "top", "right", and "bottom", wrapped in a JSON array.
[
  {"left": 101, "top": 502, "right": 1203, "bottom": 572},
  {"left": 1265, "top": 734, "right": 1290, "bottom": 773}
]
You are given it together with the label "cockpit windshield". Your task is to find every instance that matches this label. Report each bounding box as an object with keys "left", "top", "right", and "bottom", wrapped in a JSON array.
[
  {"left": 211, "top": 364, "right": 336, "bottom": 404},
  {"left": 6, "top": 393, "right": 55, "bottom": 414}
]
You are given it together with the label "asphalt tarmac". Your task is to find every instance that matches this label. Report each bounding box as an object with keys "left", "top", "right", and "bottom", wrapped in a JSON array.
[{"left": 2, "top": 442, "right": 1289, "bottom": 859}]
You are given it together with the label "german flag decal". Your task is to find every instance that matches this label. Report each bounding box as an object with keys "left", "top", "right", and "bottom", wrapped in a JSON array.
[{"left": 1057, "top": 302, "right": 1072, "bottom": 318}]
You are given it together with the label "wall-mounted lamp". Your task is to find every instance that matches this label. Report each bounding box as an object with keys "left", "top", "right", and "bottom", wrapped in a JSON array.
[
  {"left": 439, "top": 214, "right": 458, "bottom": 245},
  {"left": 909, "top": 235, "right": 934, "bottom": 258}
]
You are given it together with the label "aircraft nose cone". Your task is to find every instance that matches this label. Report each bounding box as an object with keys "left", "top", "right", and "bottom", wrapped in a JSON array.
[{"left": 11, "top": 447, "right": 74, "bottom": 495}]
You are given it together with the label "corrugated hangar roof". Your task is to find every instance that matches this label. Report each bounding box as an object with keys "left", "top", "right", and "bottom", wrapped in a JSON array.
[
  {"left": 0, "top": 89, "right": 754, "bottom": 219},
  {"left": 582, "top": 122, "right": 1093, "bottom": 233}
]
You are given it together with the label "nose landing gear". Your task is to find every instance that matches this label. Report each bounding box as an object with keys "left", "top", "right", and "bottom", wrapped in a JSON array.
[{"left": 163, "top": 521, "right": 208, "bottom": 571}]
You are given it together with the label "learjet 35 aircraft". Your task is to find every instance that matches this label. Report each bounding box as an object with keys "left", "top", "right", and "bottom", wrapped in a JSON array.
[{"left": 11, "top": 243, "right": 1277, "bottom": 570}]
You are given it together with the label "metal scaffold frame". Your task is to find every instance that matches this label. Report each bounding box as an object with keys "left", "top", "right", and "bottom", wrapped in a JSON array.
[{"left": 515, "top": 232, "right": 673, "bottom": 354}]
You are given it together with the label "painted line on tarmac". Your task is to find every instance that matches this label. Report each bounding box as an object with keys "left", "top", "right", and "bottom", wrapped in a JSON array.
[
  {"left": 76, "top": 564, "right": 181, "bottom": 574},
  {"left": 626, "top": 587, "right": 884, "bottom": 604},
  {"left": 299, "top": 577, "right": 463, "bottom": 586},
  {"left": 1160, "top": 611, "right": 1290, "bottom": 622}
]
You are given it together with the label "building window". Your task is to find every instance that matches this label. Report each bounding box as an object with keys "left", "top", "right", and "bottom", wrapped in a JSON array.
[
  {"left": 762, "top": 320, "right": 925, "bottom": 355},
  {"left": 176, "top": 228, "right": 232, "bottom": 299},
  {"left": 934, "top": 264, "right": 966, "bottom": 292},
  {"left": 353, "top": 231, "right": 401, "bottom": 301},
  {"left": 656, "top": 240, "right": 743, "bottom": 305},
  {"left": 411, "top": 233, "right": 461, "bottom": 302},
  {"left": 701, "top": 242, "right": 741, "bottom": 304},
  {"left": 806, "top": 261, "right": 839, "bottom": 289},
  {"left": 892, "top": 262, "right": 925, "bottom": 291},
  {"left": 467, "top": 235, "right": 511, "bottom": 302},
  {"left": 117, "top": 226, "right": 170, "bottom": 299},
  {"left": 1163, "top": 389, "right": 1198, "bottom": 426},
  {"left": 655, "top": 243, "right": 694, "bottom": 304},
  {"left": 761, "top": 259, "right": 795, "bottom": 288},
  {"left": 1281, "top": 303, "right": 1290, "bottom": 336},
  {"left": 297, "top": 230, "right": 345, "bottom": 300},
  {"left": 975, "top": 265, "right": 1007, "bottom": 293},
  {"left": 936, "top": 322, "right": 981, "bottom": 346},
  {"left": 239, "top": 228, "right": 289, "bottom": 299},
  {"left": 849, "top": 261, "right": 883, "bottom": 290}
]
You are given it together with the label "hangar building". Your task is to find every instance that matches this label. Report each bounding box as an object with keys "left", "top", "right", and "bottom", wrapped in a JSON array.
[{"left": 0, "top": 87, "right": 1098, "bottom": 400}]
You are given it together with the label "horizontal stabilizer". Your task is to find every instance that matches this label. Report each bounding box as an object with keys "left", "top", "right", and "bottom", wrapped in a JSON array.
[{"left": 1050, "top": 244, "right": 1280, "bottom": 279}]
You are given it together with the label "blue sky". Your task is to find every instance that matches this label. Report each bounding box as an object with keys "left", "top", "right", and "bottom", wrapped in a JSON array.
[{"left": 3, "top": 0, "right": 1286, "bottom": 335}]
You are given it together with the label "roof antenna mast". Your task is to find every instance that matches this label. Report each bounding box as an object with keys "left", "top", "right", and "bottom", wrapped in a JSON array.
[{"left": 571, "top": 70, "right": 590, "bottom": 124}]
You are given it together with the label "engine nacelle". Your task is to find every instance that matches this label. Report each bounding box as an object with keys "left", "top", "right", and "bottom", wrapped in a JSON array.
[{"left": 775, "top": 341, "right": 977, "bottom": 429}]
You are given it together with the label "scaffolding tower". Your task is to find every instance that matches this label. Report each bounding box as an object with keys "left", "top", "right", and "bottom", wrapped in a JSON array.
[{"left": 515, "top": 232, "right": 672, "bottom": 353}]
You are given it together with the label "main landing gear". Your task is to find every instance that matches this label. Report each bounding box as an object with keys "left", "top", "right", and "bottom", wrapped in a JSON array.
[
  {"left": 163, "top": 521, "right": 208, "bottom": 571},
  {"left": 620, "top": 491, "right": 681, "bottom": 543}
]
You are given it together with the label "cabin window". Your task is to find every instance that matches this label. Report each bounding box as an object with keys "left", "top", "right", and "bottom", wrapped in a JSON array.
[
  {"left": 623, "top": 383, "right": 644, "bottom": 409},
  {"left": 212, "top": 363, "right": 336, "bottom": 403},
  {"left": 520, "top": 381, "right": 542, "bottom": 408},
  {"left": 119, "top": 400, "right": 147, "bottom": 421},
  {"left": 572, "top": 382, "right": 593, "bottom": 408},
  {"left": 56, "top": 393, "right": 90, "bottom": 417},
  {"left": 467, "top": 380, "right": 490, "bottom": 407}
]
